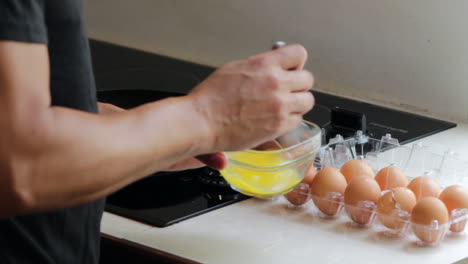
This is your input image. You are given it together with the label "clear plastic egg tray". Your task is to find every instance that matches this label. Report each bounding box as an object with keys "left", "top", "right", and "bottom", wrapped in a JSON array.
[{"left": 283, "top": 131, "right": 468, "bottom": 246}]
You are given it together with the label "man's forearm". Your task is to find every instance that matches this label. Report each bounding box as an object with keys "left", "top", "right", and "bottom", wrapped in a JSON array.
[
  {"left": 1, "top": 95, "right": 211, "bottom": 217},
  {"left": 97, "top": 102, "right": 126, "bottom": 115}
]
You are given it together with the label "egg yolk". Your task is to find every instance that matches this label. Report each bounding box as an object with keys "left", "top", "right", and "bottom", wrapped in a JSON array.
[{"left": 220, "top": 151, "right": 301, "bottom": 198}]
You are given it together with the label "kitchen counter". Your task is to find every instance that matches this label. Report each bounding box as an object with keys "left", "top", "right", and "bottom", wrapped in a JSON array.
[{"left": 101, "top": 123, "right": 468, "bottom": 264}]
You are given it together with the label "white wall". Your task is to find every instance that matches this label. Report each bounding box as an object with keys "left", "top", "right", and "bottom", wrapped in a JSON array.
[{"left": 85, "top": 0, "right": 468, "bottom": 123}]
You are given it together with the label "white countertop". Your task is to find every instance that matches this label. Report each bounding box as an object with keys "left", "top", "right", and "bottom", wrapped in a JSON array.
[{"left": 101, "top": 123, "right": 468, "bottom": 264}]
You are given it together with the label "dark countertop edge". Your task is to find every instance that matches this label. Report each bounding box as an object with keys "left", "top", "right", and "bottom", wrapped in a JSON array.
[{"left": 101, "top": 233, "right": 201, "bottom": 264}]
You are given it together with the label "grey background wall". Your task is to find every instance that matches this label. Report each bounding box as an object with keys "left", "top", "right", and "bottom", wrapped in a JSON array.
[{"left": 85, "top": 0, "right": 468, "bottom": 123}]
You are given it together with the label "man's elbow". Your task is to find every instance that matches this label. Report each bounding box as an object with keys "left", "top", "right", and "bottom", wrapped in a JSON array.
[{"left": 0, "top": 160, "right": 36, "bottom": 218}]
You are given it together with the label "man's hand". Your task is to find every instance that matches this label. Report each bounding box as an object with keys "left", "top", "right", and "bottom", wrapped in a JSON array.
[{"left": 189, "top": 44, "right": 315, "bottom": 153}]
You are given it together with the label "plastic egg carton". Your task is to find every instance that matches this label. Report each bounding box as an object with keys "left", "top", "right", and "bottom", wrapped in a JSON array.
[{"left": 283, "top": 131, "right": 468, "bottom": 246}]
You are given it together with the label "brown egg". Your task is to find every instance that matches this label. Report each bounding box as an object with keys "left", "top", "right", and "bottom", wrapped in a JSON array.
[
  {"left": 301, "top": 166, "right": 317, "bottom": 186},
  {"left": 439, "top": 185, "right": 468, "bottom": 232},
  {"left": 310, "top": 167, "right": 347, "bottom": 216},
  {"left": 344, "top": 177, "right": 381, "bottom": 225},
  {"left": 377, "top": 187, "right": 416, "bottom": 229},
  {"left": 407, "top": 176, "right": 441, "bottom": 201},
  {"left": 375, "top": 166, "right": 408, "bottom": 190},
  {"left": 284, "top": 183, "right": 311, "bottom": 206},
  {"left": 411, "top": 197, "right": 449, "bottom": 244},
  {"left": 340, "top": 159, "right": 375, "bottom": 184}
]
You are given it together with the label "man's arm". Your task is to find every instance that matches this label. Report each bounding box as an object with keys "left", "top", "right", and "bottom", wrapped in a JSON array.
[
  {"left": 0, "top": 40, "right": 314, "bottom": 218},
  {"left": 97, "top": 102, "right": 126, "bottom": 115},
  {"left": 0, "top": 41, "right": 214, "bottom": 217}
]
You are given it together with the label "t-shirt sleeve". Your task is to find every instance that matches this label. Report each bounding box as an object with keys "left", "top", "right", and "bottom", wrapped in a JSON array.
[{"left": 0, "top": 0, "right": 47, "bottom": 44}]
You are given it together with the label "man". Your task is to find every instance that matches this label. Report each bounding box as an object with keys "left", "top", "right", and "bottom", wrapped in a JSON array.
[{"left": 0, "top": 1, "right": 314, "bottom": 263}]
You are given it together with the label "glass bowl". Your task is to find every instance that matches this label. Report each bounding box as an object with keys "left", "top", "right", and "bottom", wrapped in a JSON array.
[{"left": 220, "top": 121, "right": 321, "bottom": 198}]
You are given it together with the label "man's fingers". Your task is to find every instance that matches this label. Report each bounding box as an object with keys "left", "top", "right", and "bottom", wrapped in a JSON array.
[
  {"left": 196, "top": 152, "right": 228, "bottom": 170},
  {"left": 282, "top": 114, "right": 304, "bottom": 135},
  {"left": 249, "top": 44, "right": 308, "bottom": 71},
  {"left": 287, "top": 91, "right": 315, "bottom": 114},
  {"left": 272, "top": 44, "right": 308, "bottom": 70},
  {"left": 283, "top": 70, "right": 314, "bottom": 92}
]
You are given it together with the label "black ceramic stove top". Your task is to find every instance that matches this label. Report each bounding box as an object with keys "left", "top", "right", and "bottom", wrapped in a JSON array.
[
  {"left": 91, "top": 39, "right": 456, "bottom": 227},
  {"left": 104, "top": 168, "right": 249, "bottom": 227}
]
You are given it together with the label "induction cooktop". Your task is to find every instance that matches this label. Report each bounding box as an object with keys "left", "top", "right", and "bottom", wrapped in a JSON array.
[{"left": 91, "top": 39, "right": 456, "bottom": 227}]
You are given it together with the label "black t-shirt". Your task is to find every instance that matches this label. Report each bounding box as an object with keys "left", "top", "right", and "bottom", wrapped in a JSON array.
[{"left": 0, "top": 1, "right": 104, "bottom": 263}]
